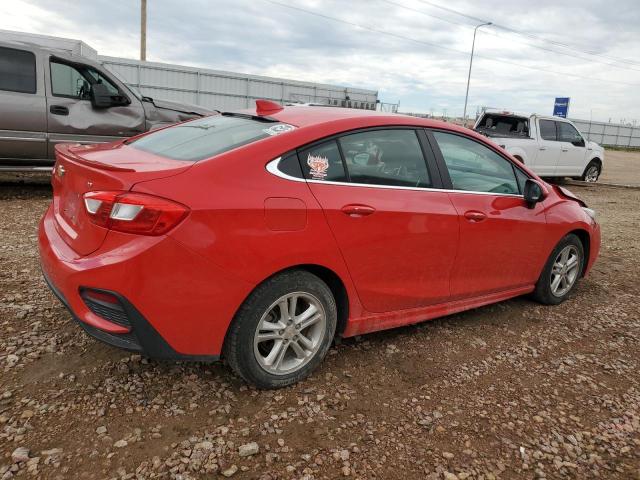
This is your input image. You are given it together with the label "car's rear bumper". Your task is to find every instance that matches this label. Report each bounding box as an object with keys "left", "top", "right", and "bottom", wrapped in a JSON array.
[{"left": 38, "top": 204, "right": 254, "bottom": 359}]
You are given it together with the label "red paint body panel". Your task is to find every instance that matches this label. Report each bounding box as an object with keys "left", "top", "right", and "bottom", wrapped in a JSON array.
[
  {"left": 446, "top": 192, "right": 549, "bottom": 298},
  {"left": 307, "top": 182, "right": 459, "bottom": 312},
  {"left": 38, "top": 106, "right": 601, "bottom": 358}
]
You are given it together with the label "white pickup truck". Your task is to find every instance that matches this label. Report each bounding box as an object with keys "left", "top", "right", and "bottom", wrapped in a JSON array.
[{"left": 474, "top": 110, "right": 604, "bottom": 182}]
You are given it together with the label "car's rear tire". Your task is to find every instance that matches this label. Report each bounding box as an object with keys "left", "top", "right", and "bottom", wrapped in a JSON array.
[
  {"left": 223, "top": 270, "right": 337, "bottom": 389},
  {"left": 532, "top": 234, "right": 584, "bottom": 305},
  {"left": 581, "top": 160, "right": 601, "bottom": 183}
]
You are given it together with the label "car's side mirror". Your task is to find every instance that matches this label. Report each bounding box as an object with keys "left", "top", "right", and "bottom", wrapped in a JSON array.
[
  {"left": 90, "top": 83, "right": 115, "bottom": 108},
  {"left": 572, "top": 137, "right": 585, "bottom": 147},
  {"left": 523, "top": 179, "right": 547, "bottom": 208}
]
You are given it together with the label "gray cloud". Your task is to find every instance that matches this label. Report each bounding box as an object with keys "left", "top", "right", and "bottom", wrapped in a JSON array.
[{"left": 2, "top": 0, "right": 639, "bottom": 121}]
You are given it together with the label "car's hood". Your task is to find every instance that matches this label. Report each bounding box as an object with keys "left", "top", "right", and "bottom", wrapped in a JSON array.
[{"left": 151, "top": 98, "right": 215, "bottom": 116}]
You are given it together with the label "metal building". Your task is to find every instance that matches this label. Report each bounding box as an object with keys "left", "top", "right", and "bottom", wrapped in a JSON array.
[
  {"left": 0, "top": 29, "right": 378, "bottom": 111},
  {"left": 100, "top": 56, "right": 379, "bottom": 111}
]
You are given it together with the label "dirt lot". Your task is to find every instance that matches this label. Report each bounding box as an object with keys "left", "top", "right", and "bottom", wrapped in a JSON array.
[
  {"left": 600, "top": 149, "right": 640, "bottom": 187},
  {"left": 1, "top": 167, "right": 640, "bottom": 479}
]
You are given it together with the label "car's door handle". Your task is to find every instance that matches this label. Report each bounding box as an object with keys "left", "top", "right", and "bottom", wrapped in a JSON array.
[
  {"left": 561, "top": 148, "right": 569, "bottom": 152},
  {"left": 539, "top": 146, "right": 547, "bottom": 151},
  {"left": 49, "top": 105, "right": 69, "bottom": 116},
  {"left": 341, "top": 204, "right": 376, "bottom": 217},
  {"left": 464, "top": 210, "right": 487, "bottom": 222}
]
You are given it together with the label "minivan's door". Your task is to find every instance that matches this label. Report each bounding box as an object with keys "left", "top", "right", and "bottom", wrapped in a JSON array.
[
  {"left": 534, "top": 119, "right": 562, "bottom": 176},
  {"left": 45, "top": 57, "right": 146, "bottom": 157},
  {"left": 556, "top": 121, "right": 587, "bottom": 176},
  {"left": 302, "top": 129, "right": 459, "bottom": 313},
  {"left": 0, "top": 46, "right": 47, "bottom": 162},
  {"left": 429, "top": 130, "right": 548, "bottom": 299}
]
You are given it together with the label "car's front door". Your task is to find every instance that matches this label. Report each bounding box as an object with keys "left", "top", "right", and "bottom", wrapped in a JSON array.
[
  {"left": 302, "top": 128, "right": 459, "bottom": 313},
  {"left": 556, "top": 121, "right": 587, "bottom": 176},
  {"left": 533, "top": 119, "right": 562, "bottom": 176},
  {"left": 45, "top": 57, "right": 146, "bottom": 157},
  {"left": 428, "top": 130, "right": 549, "bottom": 299}
]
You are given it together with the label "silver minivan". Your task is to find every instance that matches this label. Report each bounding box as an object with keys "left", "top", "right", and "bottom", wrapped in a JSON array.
[{"left": 0, "top": 40, "right": 214, "bottom": 171}]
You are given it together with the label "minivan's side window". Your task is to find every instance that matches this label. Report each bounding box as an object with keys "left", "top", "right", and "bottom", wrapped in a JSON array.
[
  {"left": 433, "top": 131, "right": 520, "bottom": 195},
  {"left": 298, "top": 140, "right": 348, "bottom": 182},
  {"left": 557, "top": 122, "right": 583, "bottom": 144},
  {"left": 50, "top": 61, "right": 120, "bottom": 99},
  {"left": 338, "top": 129, "right": 431, "bottom": 187},
  {"left": 539, "top": 120, "right": 557, "bottom": 141},
  {"left": 0, "top": 47, "right": 37, "bottom": 94}
]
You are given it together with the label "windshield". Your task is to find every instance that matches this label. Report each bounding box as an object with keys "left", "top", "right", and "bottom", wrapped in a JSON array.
[{"left": 129, "top": 115, "right": 296, "bottom": 161}]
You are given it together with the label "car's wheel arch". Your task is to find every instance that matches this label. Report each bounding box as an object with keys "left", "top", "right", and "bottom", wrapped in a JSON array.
[
  {"left": 226, "top": 264, "right": 351, "bottom": 348},
  {"left": 567, "top": 228, "right": 591, "bottom": 276}
]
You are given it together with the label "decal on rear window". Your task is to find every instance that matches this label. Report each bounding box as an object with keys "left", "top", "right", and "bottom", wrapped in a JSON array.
[
  {"left": 262, "top": 124, "right": 295, "bottom": 136},
  {"left": 307, "top": 153, "right": 329, "bottom": 180}
]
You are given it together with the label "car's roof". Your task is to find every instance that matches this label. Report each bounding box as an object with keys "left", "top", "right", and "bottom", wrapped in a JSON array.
[{"left": 234, "top": 105, "right": 470, "bottom": 133}]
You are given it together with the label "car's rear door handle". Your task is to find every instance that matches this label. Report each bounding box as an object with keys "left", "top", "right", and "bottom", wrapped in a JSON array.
[
  {"left": 539, "top": 146, "right": 547, "bottom": 150},
  {"left": 561, "top": 148, "right": 569, "bottom": 152},
  {"left": 464, "top": 210, "right": 487, "bottom": 222},
  {"left": 49, "top": 105, "right": 69, "bottom": 116},
  {"left": 341, "top": 204, "right": 375, "bottom": 217}
]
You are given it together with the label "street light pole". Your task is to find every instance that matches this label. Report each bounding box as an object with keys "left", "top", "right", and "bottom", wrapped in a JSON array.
[{"left": 463, "top": 21, "right": 492, "bottom": 124}]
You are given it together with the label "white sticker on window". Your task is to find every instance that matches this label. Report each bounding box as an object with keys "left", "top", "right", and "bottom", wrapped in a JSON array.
[
  {"left": 307, "top": 153, "right": 329, "bottom": 180},
  {"left": 262, "top": 124, "right": 295, "bottom": 136}
]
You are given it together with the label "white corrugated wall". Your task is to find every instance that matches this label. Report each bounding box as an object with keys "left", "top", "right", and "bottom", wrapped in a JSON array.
[{"left": 99, "top": 56, "right": 379, "bottom": 111}]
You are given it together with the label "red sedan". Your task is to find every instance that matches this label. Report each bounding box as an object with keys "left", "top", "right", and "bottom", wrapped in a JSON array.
[{"left": 39, "top": 101, "right": 600, "bottom": 388}]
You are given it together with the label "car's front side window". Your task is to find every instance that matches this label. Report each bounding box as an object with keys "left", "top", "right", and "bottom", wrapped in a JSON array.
[
  {"left": 557, "top": 122, "right": 583, "bottom": 144},
  {"left": 433, "top": 131, "right": 520, "bottom": 195},
  {"left": 338, "top": 129, "right": 431, "bottom": 188}
]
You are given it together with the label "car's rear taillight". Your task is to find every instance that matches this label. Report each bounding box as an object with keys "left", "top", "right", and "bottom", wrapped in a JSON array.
[{"left": 83, "top": 191, "right": 189, "bottom": 235}]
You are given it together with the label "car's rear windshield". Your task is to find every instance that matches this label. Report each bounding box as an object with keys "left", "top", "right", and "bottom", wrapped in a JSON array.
[
  {"left": 129, "top": 115, "right": 296, "bottom": 161},
  {"left": 475, "top": 114, "right": 529, "bottom": 138}
]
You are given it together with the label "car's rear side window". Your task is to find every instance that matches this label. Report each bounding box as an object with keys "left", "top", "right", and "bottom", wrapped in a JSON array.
[
  {"left": 0, "top": 47, "right": 37, "bottom": 94},
  {"left": 130, "top": 115, "right": 295, "bottom": 161},
  {"left": 298, "top": 140, "right": 348, "bottom": 182},
  {"left": 339, "top": 129, "right": 431, "bottom": 188},
  {"left": 539, "top": 120, "right": 557, "bottom": 141}
]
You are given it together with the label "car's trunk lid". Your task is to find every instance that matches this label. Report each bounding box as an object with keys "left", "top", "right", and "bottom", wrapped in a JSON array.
[{"left": 52, "top": 142, "right": 192, "bottom": 256}]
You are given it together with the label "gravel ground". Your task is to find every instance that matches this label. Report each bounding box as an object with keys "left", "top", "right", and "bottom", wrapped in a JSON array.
[{"left": 1, "top": 174, "right": 639, "bottom": 479}]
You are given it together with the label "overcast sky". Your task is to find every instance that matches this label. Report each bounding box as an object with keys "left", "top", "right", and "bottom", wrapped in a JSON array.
[{"left": 2, "top": 0, "right": 639, "bottom": 121}]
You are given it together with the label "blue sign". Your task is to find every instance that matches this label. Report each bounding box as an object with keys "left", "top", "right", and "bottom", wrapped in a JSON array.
[{"left": 553, "top": 97, "right": 570, "bottom": 118}]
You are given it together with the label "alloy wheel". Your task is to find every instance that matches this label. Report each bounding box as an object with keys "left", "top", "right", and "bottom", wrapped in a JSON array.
[
  {"left": 550, "top": 245, "right": 580, "bottom": 297},
  {"left": 585, "top": 165, "right": 599, "bottom": 182},
  {"left": 253, "top": 292, "right": 327, "bottom": 375}
]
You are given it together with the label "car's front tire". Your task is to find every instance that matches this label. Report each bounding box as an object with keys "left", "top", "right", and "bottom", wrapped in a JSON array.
[
  {"left": 223, "top": 270, "right": 337, "bottom": 389},
  {"left": 532, "top": 234, "right": 584, "bottom": 305}
]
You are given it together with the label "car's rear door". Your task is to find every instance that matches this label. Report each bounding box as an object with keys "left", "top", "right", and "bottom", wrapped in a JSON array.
[
  {"left": 534, "top": 119, "right": 562, "bottom": 175},
  {"left": 427, "top": 129, "right": 549, "bottom": 299},
  {"left": 0, "top": 45, "right": 48, "bottom": 164},
  {"left": 301, "top": 128, "right": 459, "bottom": 313}
]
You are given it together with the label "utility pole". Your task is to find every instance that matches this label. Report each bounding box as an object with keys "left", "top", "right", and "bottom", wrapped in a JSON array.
[
  {"left": 463, "top": 22, "right": 492, "bottom": 123},
  {"left": 140, "top": 0, "right": 147, "bottom": 61}
]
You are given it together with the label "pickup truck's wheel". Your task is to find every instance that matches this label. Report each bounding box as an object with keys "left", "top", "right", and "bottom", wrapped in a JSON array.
[
  {"left": 223, "top": 270, "right": 337, "bottom": 389},
  {"left": 532, "top": 234, "right": 584, "bottom": 305},
  {"left": 581, "top": 160, "right": 601, "bottom": 183}
]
